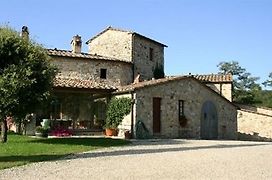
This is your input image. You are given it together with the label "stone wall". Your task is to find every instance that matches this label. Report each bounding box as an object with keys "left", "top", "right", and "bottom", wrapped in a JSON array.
[
  {"left": 206, "top": 83, "right": 232, "bottom": 101},
  {"left": 51, "top": 57, "right": 133, "bottom": 86},
  {"left": 134, "top": 78, "right": 237, "bottom": 139},
  {"left": 133, "top": 35, "right": 164, "bottom": 80},
  {"left": 238, "top": 107, "right": 272, "bottom": 140},
  {"left": 87, "top": 29, "right": 165, "bottom": 81},
  {"left": 237, "top": 104, "right": 272, "bottom": 116},
  {"left": 88, "top": 30, "right": 133, "bottom": 62}
]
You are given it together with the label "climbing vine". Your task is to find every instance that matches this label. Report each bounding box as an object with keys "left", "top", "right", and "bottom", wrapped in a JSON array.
[
  {"left": 105, "top": 97, "right": 132, "bottom": 129},
  {"left": 153, "top": 63, "right": 165, "bottom": 79}
]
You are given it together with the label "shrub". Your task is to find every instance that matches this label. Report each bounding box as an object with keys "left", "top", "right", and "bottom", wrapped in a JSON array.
[
  {"left": 105, "top": 97, "right": 132, "bottom": 129},
  {"left": 153, "top": 63, "right": 165, "bottom": 79},
  {"left": 35, "top": 126, "right": 49, "bottom": 137}
]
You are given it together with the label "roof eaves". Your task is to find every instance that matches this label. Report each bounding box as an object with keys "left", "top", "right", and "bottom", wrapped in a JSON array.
[
  {"left": 86, "top": 26, "right": 112, "bottom": 44},
  {"left": 47, "top": 48, "right": 133, "bottom": 64},
  {"left": 131, "top": 32, "right": 168, "bottom": 47},
  {"left": 118, "top": 76, "right": 238, "bottom": 109}
]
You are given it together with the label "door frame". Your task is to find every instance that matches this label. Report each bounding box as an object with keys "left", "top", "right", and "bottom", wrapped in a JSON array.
[
  {"left": 153, "top": 97, "right": 161, "bottom": 134},
  {"left": 200, "top": 100, "right": 218, "bottom": 139}
]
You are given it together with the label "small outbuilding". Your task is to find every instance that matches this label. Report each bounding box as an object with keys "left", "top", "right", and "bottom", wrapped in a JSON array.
[{"left": 116, "top": 76, "right": 238, "bottom": 139}]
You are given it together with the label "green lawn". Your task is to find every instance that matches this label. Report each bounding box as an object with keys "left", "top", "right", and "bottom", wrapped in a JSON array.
[{"left": 0, "top": 134, "right": 130, "bottom": 170}]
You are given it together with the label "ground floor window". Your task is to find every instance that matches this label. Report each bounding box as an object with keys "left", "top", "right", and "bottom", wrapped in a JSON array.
[{"left": 178, "top": 100, "right": 184, "bottom": 118}]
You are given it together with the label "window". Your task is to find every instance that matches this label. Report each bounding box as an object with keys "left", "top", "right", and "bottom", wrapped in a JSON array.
[
  {"left": 100, "top": 69, "right": 107, "bottom": 79},
  {"left": 178, "top": 100, "right": 184, "bottom": 118},
  {"left": 149, "top": 47, "right": 153, "bottom": 61}
]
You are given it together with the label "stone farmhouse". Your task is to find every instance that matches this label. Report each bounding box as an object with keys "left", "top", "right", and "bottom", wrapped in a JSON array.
[{"left": 30, "top": 26, "right": 237, "bottom": 140}]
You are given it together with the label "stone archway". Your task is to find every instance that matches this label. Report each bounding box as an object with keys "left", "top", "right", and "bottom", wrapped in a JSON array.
[{"left": 200, "top": 101, "right": 218, "bottom": 139}]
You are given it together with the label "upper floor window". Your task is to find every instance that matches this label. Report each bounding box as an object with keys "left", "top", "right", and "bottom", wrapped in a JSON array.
[
  {"left": 149, "top": 47, "right": 154, "bottom": 61},
  {"left": 100, "top": 69, "right": 107, "bottom": 79}
]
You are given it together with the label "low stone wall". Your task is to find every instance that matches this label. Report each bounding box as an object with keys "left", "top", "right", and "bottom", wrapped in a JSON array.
[{"left": 238, "top": 109, "right": 272, "bottom": 141}]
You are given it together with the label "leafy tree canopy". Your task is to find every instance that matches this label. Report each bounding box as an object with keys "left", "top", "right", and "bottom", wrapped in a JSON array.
[
  {"left": 217, "top": 61, "right": 261, "bottom": 104},
  {"left": 0, "top": 26, "right": 57, "bottom": 142},
  {"left": 153, "top": 63, "right": 165, "bottom": 79},
  {"left": 105, "top": 97, "right": 132, "bottom": 129},
  {"left": 263, "top": 72, "right": 272, "bottom": 88}
]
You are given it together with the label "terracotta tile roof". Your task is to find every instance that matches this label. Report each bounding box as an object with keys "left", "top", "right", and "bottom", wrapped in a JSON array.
[
  {"left": 118, "top": 76, "right": 189, "bottom": 92},
  {"left": 86, "top": 26, "right": 167, "bottom": 47},
  {"left": 53, "top": 77, "right": 117, "bottom": 90},
  {"left": 193, "top": 74, "right": 232, "bottom": 83},
  {"left": 47, "top": 48, "right": 132, "bottom": 63},
  {"left": 118, "top": 74, "right": 232, "bottom": 92},
  {"left": 116, "top": 75, "right": 237, "bottom": 108}
]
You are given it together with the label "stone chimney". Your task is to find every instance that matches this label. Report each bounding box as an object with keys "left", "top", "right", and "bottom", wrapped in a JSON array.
[
  {"left": 71, "top": 35, "right": 82, "bottom": 54},
  {"left": 133, "top": 74, "right": 142, "bottom": 84},
  {"left": 21, "top": 26, "right": 29, "bottom": 40}
]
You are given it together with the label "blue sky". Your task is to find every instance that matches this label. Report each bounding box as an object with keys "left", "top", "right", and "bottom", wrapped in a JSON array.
[{"left": 1, "top": 0, "right": 271, "bottom": 86}]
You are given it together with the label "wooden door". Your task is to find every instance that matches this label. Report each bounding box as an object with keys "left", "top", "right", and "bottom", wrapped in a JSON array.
[
  {"left": 153, "top": 97, "right": 161, "bottom": 133},
  {"left": 200, "top": 101, "right": 218, "bottom": 139}
]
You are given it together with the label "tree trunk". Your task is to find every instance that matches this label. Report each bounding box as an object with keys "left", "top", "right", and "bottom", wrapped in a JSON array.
[
  {"left": 1, "top": 119, "right": 8, "bottom": 143},
  {"left": 18, "top": 120, "right": 22, "bottom": 134}
]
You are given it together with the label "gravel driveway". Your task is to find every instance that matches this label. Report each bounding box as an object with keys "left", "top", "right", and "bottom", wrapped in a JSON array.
[{"left": 1, "top": 139, "right": 272, "bottom": 180}]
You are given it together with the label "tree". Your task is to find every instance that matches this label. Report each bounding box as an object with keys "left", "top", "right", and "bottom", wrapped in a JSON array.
[
  {"left": 153, "top": 63, "right": 165, "bottom": 79},
  {"left": 217, "top": 61, "right": 261, "bottom": 104},
  {"left": 0, "top": 26, "right": 57, "bottom": 143},
  {"left": 263, "top": 72, "right": 272, "bottom": 87}
]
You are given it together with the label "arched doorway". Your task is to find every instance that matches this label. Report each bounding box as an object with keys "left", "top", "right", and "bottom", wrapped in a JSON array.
[{"left": 200, "top": 101, "right": 218, "bottom": 139}]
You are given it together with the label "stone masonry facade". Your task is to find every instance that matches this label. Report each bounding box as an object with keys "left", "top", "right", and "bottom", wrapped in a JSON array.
[
  {"left": 88, "top": 29, "right": 133, "bottom": 62},
  {"left": 87, "top": 27, "right": 165, "bottom": 81},
  {"left": 40, "top": 26, "right": 239, "bottom": 139},
  {"left": 116, "top": 78, "right": 237, "bottom": 139},
  {"left": 206, "top": 83, "right": 232, "bottom": 102},
  {"left": 238, "top": 105, "right": 272, "bottom": 140},
  {"left": 132, "top": 35, "right": 164, "bottom": 81},
  {"left": 51, "top": 56, "right": 133, "bottom": 87}
]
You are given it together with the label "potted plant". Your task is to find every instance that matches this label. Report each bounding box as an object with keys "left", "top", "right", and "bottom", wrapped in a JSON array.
[
  {"left": 105, "top": 97, "right": 132, "bottom": 136},
  {"left": 179, "top": 115, "right": 188, "bottom": 127}
]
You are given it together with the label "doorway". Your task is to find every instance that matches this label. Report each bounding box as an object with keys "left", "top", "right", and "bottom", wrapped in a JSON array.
[
  {"left": 200, "top": 101, "right": 218, "bottom": 139},
  {"left": 153, "top": 97, "right": 161, "bottom": 134}
]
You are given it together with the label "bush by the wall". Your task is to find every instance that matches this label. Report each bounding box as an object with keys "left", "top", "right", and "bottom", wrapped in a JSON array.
[{"left": 105, "top": 97, "right": 132, "bottom": 129}]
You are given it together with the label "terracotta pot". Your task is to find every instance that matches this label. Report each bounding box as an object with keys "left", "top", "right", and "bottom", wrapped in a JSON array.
[{"left": 105, "top": 128, "right": 118, "bottom": 136}]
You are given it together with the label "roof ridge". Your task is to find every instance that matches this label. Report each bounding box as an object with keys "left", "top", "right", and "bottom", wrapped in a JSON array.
[
  {"left": 166, "top": 74, "right": 232, "bottom": 82},
  {"left": 116, "top": 76, "right": 237, "bottom": 109},
  {"left": 86, "top": 26, "right": 167, "bottom": 47},
  {"left": 107, "top": 26, "right": 134, "bottom": 33},
  {"left": 86, "top": 26, "right": 133, "bottom": 44}
]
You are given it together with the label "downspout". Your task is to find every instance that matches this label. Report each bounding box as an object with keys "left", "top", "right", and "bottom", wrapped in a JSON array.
[
  {"left": 130, "top": 92, "right": 135, "bottom": 138},
  {"left": 131, "top": 34, "right": 135, "bottom": 138},
  {"left": 131, "top": 33, "right": 135, "bottom": 82}
]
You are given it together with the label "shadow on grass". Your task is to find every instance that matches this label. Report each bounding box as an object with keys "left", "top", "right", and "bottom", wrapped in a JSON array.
[
  {"left": 0, "top": 154, "right": 66, "bottom": 163},
  {"left": 30, "top": 137, "right": 130, "bottom": 147}
]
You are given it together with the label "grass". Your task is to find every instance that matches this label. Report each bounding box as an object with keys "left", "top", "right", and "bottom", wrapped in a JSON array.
[{"left": 0, "top": 133, "right": 130, "bottom": 170}]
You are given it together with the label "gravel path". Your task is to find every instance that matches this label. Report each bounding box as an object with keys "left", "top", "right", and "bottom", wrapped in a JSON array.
[{"left": 1, "top": 139, "right": 272, "bottom": 180}]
